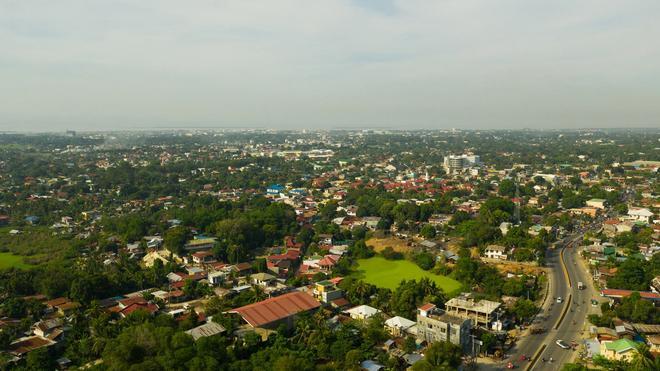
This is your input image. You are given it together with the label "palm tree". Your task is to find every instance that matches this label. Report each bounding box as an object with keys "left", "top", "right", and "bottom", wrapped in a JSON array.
[{"left": 630, "top": 344, "right": 658, "bottom": 371}]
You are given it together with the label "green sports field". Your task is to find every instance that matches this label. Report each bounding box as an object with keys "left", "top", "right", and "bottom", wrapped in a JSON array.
[
  {"left": 0, "top": 252, "right": 33, "bottom": 269},
  {"left": 354, "top": 256, "right": 462, "bottom": 293}
]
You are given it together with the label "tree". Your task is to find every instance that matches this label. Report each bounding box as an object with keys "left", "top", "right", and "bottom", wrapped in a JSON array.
[
  {"left": 511, "top": 299, "right": 537, "bottom": 321},
  {"left": 480, "top": 332, "right": 497, "bottom": 355},
  {"left": 414, "top": 252, "right": 435, "bottom": 270},
  {"left": 561, "top": 364, "right": 589, "bottom": 371},
  {"left": 420, "top": 224, "right": 436, "bottom": 239},
  {"left": 26, "top": 348, "right": 56, "bottom": 371},
  {"left": 615, "top": 292, "right": 658, "bottom": 323},
  {"left": 164, "top": 226, "right": 189, "bottom": 256},
  {"left": 498, "top": 179, "right": 516, "bottom": 197},
  {"left": 412, "top": 341, "right": 462, "bottom": 370}
]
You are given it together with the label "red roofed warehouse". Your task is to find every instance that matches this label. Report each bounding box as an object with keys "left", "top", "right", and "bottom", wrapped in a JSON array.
[{"left": 227, "top": 291, "right": 320, "bottom": 329}]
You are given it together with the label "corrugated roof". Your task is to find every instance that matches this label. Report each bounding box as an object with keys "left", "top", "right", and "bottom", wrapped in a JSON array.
[
  {"left": 185, "top": 322, "right": 226, "bottom": 340},
  {"left": 601, "top": 289, "right": 660, "bottom": 300},
  {"left": 228, "top": 291, "right": 320, "bottom": 327}
]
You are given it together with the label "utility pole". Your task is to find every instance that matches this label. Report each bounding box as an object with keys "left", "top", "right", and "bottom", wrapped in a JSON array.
[
  {"left": 514, "top": 180, "right": 521, "bottom": 225},
  {"left": 468, "top": 334, "right": 482, "bottom": 370}
]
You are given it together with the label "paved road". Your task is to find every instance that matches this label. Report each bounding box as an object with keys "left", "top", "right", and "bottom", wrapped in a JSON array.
[
  {"left": 533, "top": 236, "right": 591, "bottom": 369},
  {"left": 483, "top": 232, "right": 593, "bottom": 370}
]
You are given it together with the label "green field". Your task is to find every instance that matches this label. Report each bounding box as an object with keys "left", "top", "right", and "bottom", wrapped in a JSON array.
[
  {"left": 0, "top": 252, "right": 33, "bottom": 269},
  {"left": 354, "top": 256, "right": 462, "bottom": 293}
]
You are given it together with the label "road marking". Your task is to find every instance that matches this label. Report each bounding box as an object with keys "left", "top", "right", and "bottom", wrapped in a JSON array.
[
  {"left": 525, "top": 343, "right": 547, "bottom": 371},
  {"left": 554, "top": 293, "right": 572, "bottom": 330},
  {"left": 560, "top": 246, "right": 572, "bottom": 288}
]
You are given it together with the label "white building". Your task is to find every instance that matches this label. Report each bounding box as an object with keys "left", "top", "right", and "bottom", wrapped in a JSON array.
[
  {"left": 345, "top": 305, "right": 381, "bottom": 320},
  {"left": 484, "top": 245, "right": 508, "bottom": 260},
  {"left": 586, "top": 198, "right": 607, "bottom": 210},
  {"left": 384, "top": 316, "right": 417, "bottom": 337},
  {"left": 628, "top": 207, "right": 653, "bottom": 224},
  {"left": 443, "top": 154, "right": 480, "bottom": 174}
]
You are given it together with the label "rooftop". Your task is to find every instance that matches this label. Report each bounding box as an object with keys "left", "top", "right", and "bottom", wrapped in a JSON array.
[
  {"left": 227, "top": 291, "right": 320, "bottom": 328},
  {"left": 604, "top": 338, "right": 640, "bottom": 353},
  {"left": 445, "top": 295, "right": 501, "bottom": 315},
  {"left": 184, "top": 322, "right": 226, "bottom": 340}
]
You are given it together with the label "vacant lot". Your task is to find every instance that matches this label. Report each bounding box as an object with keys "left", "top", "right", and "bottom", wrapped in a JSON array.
[
  {"left": 366, "top": 237, "right": 414, "bottom": 253},
  {"left": 0, "top": 252, "right": 33, "bottom": 269},
  {"left": 354, "top": 256, "right": 462, "bottom": 293}
]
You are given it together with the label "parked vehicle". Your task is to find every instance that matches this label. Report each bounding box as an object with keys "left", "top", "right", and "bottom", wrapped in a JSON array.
[{"left": 577, "top": 282, "right": 585, "bottom": 290}]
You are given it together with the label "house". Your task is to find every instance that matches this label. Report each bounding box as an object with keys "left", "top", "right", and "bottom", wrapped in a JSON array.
[
  {"left": 184, "top": 321, "right": 226, "bottom": 341},
  {"left": 602, "top": 219, "right": 633, "bottom": 237},
  {"left": 416, "top": 303, "right": 471, "bottom": 352},
  {"left": 651, "top": 276, "right": 660, "bottom": 293},
  {"left": 586, "top": 198, "right": 607, "bottom": 210},
  {"left": 428, "top": 214, "right": 451, "bottom": 226},
  {"left": 313, "top": 280, "right": 343, "bottom": 303},
  {"left": 628, "top": 207, "right": 653, "bottom": 224},
  {"left": 345, "top": 305, "right": 381, "bottom": 320},
  {"left": 32, "top": 318, "right": 65, "bottom": 340},
  {"left": 419, "top": 240, "right": 438, "bottom": 249},
  {"left": 600, "top": 289, "right": 660, "bottom": 304},
  {"left": 384, "top": 316, "right": 417, "bottom": 337},
  {"left": 600, "top": 338, "right": 641, "bottom": 361},
  {"left": 361, "top": 216, "right": 381, "bottom": 230},
  {"left": 45, "top": 297, "right": 81, "bottom": 316},
  {"left": 119, "top": 302, "right": 159, "bottom": 318},
  {"left": 208, "top": 271, "right": 229, "bottom": 285},
  {"left": 191, "top": 251, "right": 216, "bottom": 264},
  {"left": 318, "top": 254, "right": 341, "bottom": 271},
  {"left": 227, "top": 291, "right": 320, "bottom": 329},
  {"left": 318, "top": 234, "right": 333, "bottom": 245},
  {"left": 360, "top": 360, "right": 384, "bottom": 371},
  {"left": 233, "top": 262, "right": 253, "bottom": 276},
  {"left": 8, "top": 336, "right": 57, "bottom": 359},
  {"left": 266, "top": 184, "right": 285, "bottom": 197},
  {"left": 484, "top": 245, "right": 508, "bottom": 260},
  {"left": 184, "top": 238, "right": 217, "bottom": 252},
  {"left": 250, "top": 272, "right": 277, "bottom": 287},
  {"left": 646, "top": 335, "right": 660, "bottom": 354},
  {"left": 444, "top": 293, "right": 501, "bottom": 325}
]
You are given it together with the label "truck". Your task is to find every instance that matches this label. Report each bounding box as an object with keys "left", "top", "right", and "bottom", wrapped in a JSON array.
[{"left": 578, "top": 282, "right": 585, "bottom": 290}]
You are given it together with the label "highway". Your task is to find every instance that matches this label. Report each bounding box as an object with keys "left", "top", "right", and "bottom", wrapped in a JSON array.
[
  {"left": 532, "top": 235, "right": 592, "bottom": 369},
  {"left": 486, "top": 229, "right": 597, "bottom": 370}
]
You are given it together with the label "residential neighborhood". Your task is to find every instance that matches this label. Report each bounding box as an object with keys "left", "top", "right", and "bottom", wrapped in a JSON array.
[{"left": 0, "top": 129, "right": 658, "bottom": 370}]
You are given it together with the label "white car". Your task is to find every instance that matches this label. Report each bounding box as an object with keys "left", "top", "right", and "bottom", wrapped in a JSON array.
[
  {"left": 556, "top": 339, "right": 571, "bottom": 349},
  {"left": 556, "top": 297, "right": 563, "bottom": 303}
]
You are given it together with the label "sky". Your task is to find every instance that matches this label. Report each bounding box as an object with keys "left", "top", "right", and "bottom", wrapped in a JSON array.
[{"left": 1, "top": 0, "right": 660, "bottom": 131}]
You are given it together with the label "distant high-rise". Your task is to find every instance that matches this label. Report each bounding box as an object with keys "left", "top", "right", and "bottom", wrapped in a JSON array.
[{"left": 443, "top": 154, "right": 480, "bottom": 174}]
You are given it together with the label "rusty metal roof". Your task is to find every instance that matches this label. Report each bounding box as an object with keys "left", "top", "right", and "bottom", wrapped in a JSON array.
[{"left": 228, "top": 291, "right": 320, "bottom": 327}]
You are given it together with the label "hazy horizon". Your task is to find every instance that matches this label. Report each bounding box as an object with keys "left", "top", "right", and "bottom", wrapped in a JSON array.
[{"left": 2, "top": 1, "right": 660, "bottom": 131}]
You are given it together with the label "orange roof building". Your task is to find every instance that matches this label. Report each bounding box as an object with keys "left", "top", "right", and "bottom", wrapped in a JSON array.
[{"left": 227, "top": 291, "right": 320, "bottom": 329}]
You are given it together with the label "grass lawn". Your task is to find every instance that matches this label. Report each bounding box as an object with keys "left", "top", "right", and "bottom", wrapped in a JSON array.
[
  {"left": 0, "top": 252, "right": 33, "bottom": 269},
  {"left": 354, "top": 256, "right": 462, "bottom": 294}
]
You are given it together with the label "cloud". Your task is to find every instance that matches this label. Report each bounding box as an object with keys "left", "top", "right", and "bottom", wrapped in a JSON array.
[{"left": 1, "top": 0, "right": 659, "bottom": 130}]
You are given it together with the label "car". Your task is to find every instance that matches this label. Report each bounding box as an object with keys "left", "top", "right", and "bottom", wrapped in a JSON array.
[
  {"left": 556, "top": 297, "right": 563, "bottom": 303},
  {"left": 556, "top": 340, "right": 571, "bottom": 349},
  {"left": 530, "top": 326, "right": 547, "bottom": 334}
]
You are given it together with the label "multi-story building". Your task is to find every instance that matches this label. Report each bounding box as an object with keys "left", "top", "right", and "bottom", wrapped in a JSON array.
[
  {"left": 443, "top": 154, "right": 480, "bottom": 174},
  {"left": 444, "top": 293, "right": 501, "bottom": 326},
  {"left": 416, "top": 303, "right": 471, "bottom": 353}
]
